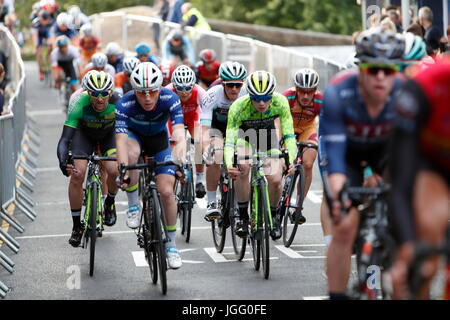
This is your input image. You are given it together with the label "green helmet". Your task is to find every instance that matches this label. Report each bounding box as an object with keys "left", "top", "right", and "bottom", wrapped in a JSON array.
[
  {"left": 246, "top": 70, "right": 276, "bottom": 96},
  {"left": 83, "top": 70, "right": 113, "bottom": 92}
]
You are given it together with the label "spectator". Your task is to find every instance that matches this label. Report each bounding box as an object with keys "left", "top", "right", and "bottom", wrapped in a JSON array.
[
  {"left": 152, "top": 0, "right": 170, "bottom": 51},
  {"left": 406, "top": 23, "right": 425, "bottom": 38},
  {"left": 0, "top": 63, "right": 8, "bottom": 115},
  {"left": 418, "top": 6, "right": 442, "bottom": 56},
  {"left": 161, "top": 29, "right": 195, "bottom": 66},
  {"left": 167, "top": 0, "right": 183, "bottom": 24},
  {"left": 180, "top": 2, "right": 211, "bottom": 32},
  {"left": 387, "top": 9, "right": 403, "bottom": 33}
]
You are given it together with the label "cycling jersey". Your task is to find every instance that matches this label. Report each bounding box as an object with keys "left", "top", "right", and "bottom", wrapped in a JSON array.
[
  {"left": 136, "top": 54, "right": 161, "bottom": 67},
  {"left": 50, "top": 24, "right": 77, "bottom": 40},
  {"left": 32, "top": 19, "right": 52, "bottom": 46},
  {"left": 283, "top": 87, "right": 323, "bottom": 144},
  {"left": 200, "top": 84, "right": 247, "bottom": 136},
  {"left": 165, "top": 83, "right": 205, "bottom": 134},
  {"left": 209, "top": 78, "right": 222, "bottom": 88},
  {"left": 319, "top": 69, "right": 404, "bottom": 176},
  {"left": 224, "top": 93, "right": 297, "bottom": 168},
  {"left": 109, "top": 54, "right": 124, "bottom": 73},
  {"left": 114, "top": 72, "right": 132, "bottom": 96},
  {"left": 79, "top": 35, "right": 99, "bottom": 52},
  {"left": 195, "top": 61, "right": 220, "bottom": 87},
  {"left": 51, "top": 45, "right": 80, "bottom": 67}
]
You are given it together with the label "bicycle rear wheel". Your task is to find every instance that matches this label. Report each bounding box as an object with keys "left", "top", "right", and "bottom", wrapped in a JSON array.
[
  {"left": 143, "top": 198, "right": 158, "bottom": 284},
  {"left": 89, "top": 184, "right": 98, "bottom": 277},
  {"left": 283, "top": 166, "right": 305, "bottom": 247},
  {"left": 260, "top": 182, "right": 271, "bottom": 279},
  {"left": 152, "top": 189, "right": 167, "bottom": 295},
  {"left": 211, "top": 175, "right": 228, "bottom": 252}
]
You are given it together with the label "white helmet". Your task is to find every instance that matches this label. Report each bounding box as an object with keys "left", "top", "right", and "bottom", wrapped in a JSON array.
[
  {"left": 171, "top": 65, "right": 196, "bottom": 90},
  {"left": 56, "top": 12, "right": 71, "bottom": 27},
  {"left": 130, "top": 62, "right": 163, "bottom": 90},
  {"left": 246, "top": 70, "right": 276, "bottom": 96},
  {"left": 80, "top": 23, "right": 93, "bottom": 36},
  {"left": 293, "top": 68, "right": 320, "bottom": 89},
  {"left": 105, "top": 42, "right": 122, "bottom": 56},
  {"left": 123, "top": 57, "right": 141, "bottom": 75},
  {"left": 91, "top": 53, "right": 108, "bottom": 69},
  {"left": 83, "top": 70, "right": 114, "bottom": 92},
  {"left": 68, "top": 5, "right": 81, "bottom": 18}
]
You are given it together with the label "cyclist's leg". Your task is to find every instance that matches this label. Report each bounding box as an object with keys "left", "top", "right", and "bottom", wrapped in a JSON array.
[
  {"left": 204, "top": 127, "right": 224, "bottom": 218},
  {"left": 413, "top": 169, "right": 450, "bottom": 299},
  {"left": 298, "top": 127, "right": 318, "bottom": 199},
  {"left": 52, "top": 66, "right": 64, "bottom": 89},
  {"left": 187, "top": 116, "right": 205, "bottom": 197},
  {"left": 263, "top": 155, "right": 283, "bottom": 208},
  {"left": 123, "top": 131, "right": 142, "bottom": 228},
  {"left": 100, "top": 135, "right": 119, "bottom": 225}
]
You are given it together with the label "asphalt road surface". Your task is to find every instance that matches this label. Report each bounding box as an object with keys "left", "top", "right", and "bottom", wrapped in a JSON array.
[{"left": 0, "top": 62, "right": 444, "bottom": 300}]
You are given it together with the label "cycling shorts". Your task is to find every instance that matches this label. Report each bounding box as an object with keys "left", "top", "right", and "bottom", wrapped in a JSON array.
[
  {"left": 128, "top": 129, "right": 176, "bottom": 177},
  {"left": 71, "top": 128, "right": 116, "bottom": 157},
  {"left": 55, "top": 60, "right": 78, "bottom": 85},
  {"left": 295, "top": 123, "right": 318, "bottom": 145}
]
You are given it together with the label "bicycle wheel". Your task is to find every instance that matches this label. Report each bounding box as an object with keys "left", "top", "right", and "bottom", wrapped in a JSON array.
[
  {"left": 259, "top": 182, "right": 271, "bottom": 279},
  {"left": 283, "top": 166, "right": 305, "bottom": 247},
  {"left": 152, "top": 188, "right": 167, "bottom": 295},
  {"left": 143, "top": 198, "right": 158, "bottom": 284},
  {"left": 250, "top": 186, "right": 261, "bottom": 271},
  {"left": 211, "top": 175, "right": 227, "bottom": 253},
  {"left": 89, "top": 184, "right": 98, "bottom": 277},
  {"left": 183, "top": 166, "right": 194, "bottom": 243},
  {"left": 229, "top": 181, "right": 246, "bottom": 261}
]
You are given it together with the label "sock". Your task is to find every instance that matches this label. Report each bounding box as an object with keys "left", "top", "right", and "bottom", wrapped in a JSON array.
[
  {"left": 125, "top": 184, "right": 139, "bottom": 210},
  {"left": 165, "top": 225, "right": 177, "bottom": 250},
  {"left": 196, "top": 172, "right": 204, "bottom": 184},
  {"left": 105, "top": 192, "right": 116, "bottom": 206},
  {"left": 207, "top": 190, "right": 217, "bottom": 204},
  {"left": 329, "top": 292, "right": 348, "bottom": 300},
  {"left": 238, "top": 202, "right": 249, "bottom": 220},
  {"left": 71, "top": 209, "right": 82, "bottom": 230},
  {"left": 324, "top": 235, "right": 333, "bottom": 248},
  {"left": 101, "top": 194, "right": 107, "bottom": 203}
]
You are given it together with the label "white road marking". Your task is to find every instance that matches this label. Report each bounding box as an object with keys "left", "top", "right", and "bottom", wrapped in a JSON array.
[
  {"left": 204, "top": 247, "right": 279, "bottom": 263},
  {"left": 196, "top": 197, "right": 208, "bottom": 209},
  {"left": 274, "top": 245, "right": 302, "bottom": 259},
  {"left": 303, "top": 296, "right": 328, "bottom": 300},
  {"left": 306, "top": 190, "right": 323, "bottom": 204},
  {"left": 36, "top": 167, "right": 60, "bottom": 173},
  {"left": 27, "top": 109, "right": 63, "bottom": 116},
  {"left": 131, "top": 250, "right": 204, "bottom": 267}
]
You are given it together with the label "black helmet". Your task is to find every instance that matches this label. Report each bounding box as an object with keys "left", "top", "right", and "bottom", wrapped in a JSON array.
[
  {"left": 356, "top": 27, "right": 405, "bottom": 64},
  {"left": 39, "top": 10, "right": 50, "bottom": 19},
  {"left": 171, "top": 29, "right": 184, "bottom": 41}
]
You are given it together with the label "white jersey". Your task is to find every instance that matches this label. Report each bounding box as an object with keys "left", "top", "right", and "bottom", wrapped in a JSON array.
[
  {"left": 200, "top": 84, "right": 247, "bottom": 127},
  {"left": 51, "top": 45, "right": 80, "bottom": 66},
  {"left": 84, "top": 62, "right": 116, "bottom": 77}
]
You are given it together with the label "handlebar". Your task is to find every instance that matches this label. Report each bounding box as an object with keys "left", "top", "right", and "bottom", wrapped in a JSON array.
[{"left": 118, "top": 158, "right": 183, "bottom": 184}]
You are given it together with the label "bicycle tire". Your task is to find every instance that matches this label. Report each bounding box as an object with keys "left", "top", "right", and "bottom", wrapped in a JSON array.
[
  {"left": 152, "top": 188, "right": 167, "bottom": 295},
  {"left": 184, "top": 166, "right": 194, "bottom": 243},
  {"left": 250, "top": 186, "right": 261, "bottom": 271},
  {"left": 143, "top": 198, "right": 158, "bottom": 284},
  {"left": 211, "top": 175, "right": 227, "bottom": 253},
  {"left": 260, "top": 181, "right": 271, "bottom": 279},
  {"left": 283, "top": 165, "right": 305, "bottom": 247},
  {"left": 89, "top": 183, "right": 98, "bottom": 277},
  {"left": 228, "top": 180, "right": 247, "bottom": 261}
]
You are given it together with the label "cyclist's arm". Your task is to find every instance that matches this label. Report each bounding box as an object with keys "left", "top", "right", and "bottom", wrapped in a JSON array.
[
  {"left": 115, "top": 99, "right": 130, "bottom": 167},
  {"left": 183, "top": 37, "right": 195, "bottom": 65},
  {"left": 278, "top": 96, "right": 298, "bottom": 164},
  {"left": 56, "top": 125, "right": 76, "bottom": 167},
  {"left": 224, "top": 100, "right": 241, "bottom": 169},
  {"left": 169, "top": 94, "right": 186, "bottom": 162},
  {"left": 161, "top": 40, "right": 172, "bottom": 61}
]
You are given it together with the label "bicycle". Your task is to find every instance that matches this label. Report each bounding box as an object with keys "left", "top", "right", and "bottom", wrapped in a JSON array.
[
  {"left": 119, "top": 157, "right": 181, "bottom": 295},
  {"left": 68, "top": 151, "right": 117, "bottom": 277},
  {"left": 208, "top": 148, "right": 246, "bottom": 260},
  {"left": 39, "top": 43, "right": 52, "bottom": 88},
  {"left": 238, "top": 151, "right": 288, "bottom": 279},
  {"left": 278, "top": 142, "right": 318, "bottom": 247},
  {"left": 337, "top": 182, "right": 396, "bottom": 300},
  {"left": 56, "top": 76, "right": 72, "bottom": 112}
]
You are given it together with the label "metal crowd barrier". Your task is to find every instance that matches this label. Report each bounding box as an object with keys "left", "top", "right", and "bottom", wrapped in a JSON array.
[
  {"left": 0, "top": 25, "right": 39, "bottom": 299},
  {"left": 89, "top": 11, "right": 345, "bottom": 93}
]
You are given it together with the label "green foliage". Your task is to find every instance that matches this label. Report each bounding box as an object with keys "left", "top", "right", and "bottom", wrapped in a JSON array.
[{"left": 191, "top": 0, "right": 361, "bottom": 35}]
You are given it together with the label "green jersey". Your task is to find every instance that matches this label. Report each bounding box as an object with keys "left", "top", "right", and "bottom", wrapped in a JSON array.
[{"left": 224, "top": 93, "right": 297, "bottom": 168}]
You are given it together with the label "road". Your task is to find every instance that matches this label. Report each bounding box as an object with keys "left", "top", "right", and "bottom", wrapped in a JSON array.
[{"left": 1, "top": 61, "right": 444, "bottom": 301}]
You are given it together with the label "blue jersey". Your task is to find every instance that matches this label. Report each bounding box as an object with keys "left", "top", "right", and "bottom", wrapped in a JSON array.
[
  {"left": 115, "top": 87, "right": 184, "bottom": 137},
  {"left": 319, "top": 69, "right": 404, "bottom": 175},
  {"left": 51, "top": 24, "right": 77, "bottom": 39}
]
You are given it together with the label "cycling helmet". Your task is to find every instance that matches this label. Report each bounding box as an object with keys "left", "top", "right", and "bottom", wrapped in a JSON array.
[
  {"left": 170, "top": 29, "right": 184, "bottom": 41},
  {"left": 68, "top": 5, "right": 81, "bottom": 18},
  {"left": 83, "top": 70, "right": 113, "bottom": 92},
  {"left": 105, "top": 42, "right": 122, "bottom": 56},
  {"left": 80, "top": 23, "right": 93, "bottom": 36},
  {"left": 135, "top": 42, "right": 151, "bottom": 54},
  {"left": 199, "top": 49, "right": 216, "bottom": 63},
  {"left": 356, "top": 27, "right": 405, "bottom": 64},
  {"left": 56, "top": 35, "right": 69, "bottom": 47},
  {"left": 130, "top": 62, "right": 163, "bottom": 90},
  {"left": 293, "top": 68, "right": 320, "bottom": 89},
  {"left": 403, "top": 32, "right": 426, "bottom": 61},
  {"left": 171, "top": 65, "right": 196, "bottom": 90},
  {"left": 39, "top": 10, "right": 50, "bottom": 20},
  {"left": 123, "top": 57, "right": 141, "bottom": 75},
  {"left": 91, "top": 53, "right": 108, "bottom": 69},
  {"left": 219, "top": 61, "right": 247, "bottom": 80},
  {"left": 246, "top": 70, "right": 276, "bottom": 96},
  {"left": 56, "top": 12, "right": 71, "bottom": 27},
  {"left": 40, "top": 0, "right": 58, "bottom": 12}
]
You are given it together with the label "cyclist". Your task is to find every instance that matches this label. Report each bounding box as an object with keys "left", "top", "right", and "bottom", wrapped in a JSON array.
[
  {"left": 166, "top": 65, "right": 206, "bottom": 198},
  {"left": 115, "top": 62, "right": 186, "bottom": 269},
  {"left": 78, "top": 23, "right": 100, "bottom": 70},
  {"left": 195, "top": 49, "right": 220, "bottom": 89},
  {"left": 57, "top": 71, "right": 120, "bottom": 247},
  {"left": 39, "top": 0, "right": 59, "bottom": 20},
  {"left": 282, "top": 68, "right": 322, "bottom": 224},
  {"left": 159, "top": 59, "right": 176, "bottom": 87},
  {"left": 319, "top": 27, "right": 405, "bottom": 300},
  {"left": 201, "top": 61, "right": 248, "bottom": 221},
  {"left": 114, "top": 57, "right": 140, "bottom": 96},
  {"left": 135, "top": 42, "right": 161, "bottom": 66},
  {"left": 389, "top": 57, "right": 450, "bottom": 300},
  {"left": 224, "top": 70, "right": 297, "bottom": 239},
  {"left": 81, "top": 52, "right": 116, "bottom": 79},
  {"left": 51, "top": 35, "right": 79, "bottom": 94},
  {"left": 50, "top": 12, "right": 77, "bottom": 47},
  {"left": 105, "top": 42, "right": 125, "bottom": 74},
  {"left": 161, "top": 29, "right": 195, "bottom": 67},
  {"left": 32, "top": 9, "right": 53, "bottom": 81},
  {"left": 68, "top": 5, "right": 89, "bottom": 31}
]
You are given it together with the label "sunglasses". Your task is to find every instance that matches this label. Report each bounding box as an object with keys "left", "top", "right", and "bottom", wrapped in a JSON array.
[
  {"left": 360, "top": 63, "right": 399, "bottom": 76},
  {"left": 250, "top": 94, "right": 273, "bottom": 103},
  {"left": 296, "top": 88, "right": 316, "bottom": 94},
  {"left": 224, "top": 82, "right": 243, "bottom": 89},
  {"left": 137, "top": 53, "right": 149, "bottom": 58},
  {"left": 135, "top": 89, "right": 159, "bottom": 96},
  {"left": 90, "top": 91, "right": 110, "bottom": 98},
  {"left": 175, "top": 85, "right": 194, "bottom": 92}
]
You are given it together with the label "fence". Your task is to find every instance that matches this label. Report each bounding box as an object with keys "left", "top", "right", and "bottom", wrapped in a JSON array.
[
  {"left": 89, "top": 11, "right": 345, "bottom": 93},
  {"left": 0, "top": 25, "right": 40, "bottom": 299}
]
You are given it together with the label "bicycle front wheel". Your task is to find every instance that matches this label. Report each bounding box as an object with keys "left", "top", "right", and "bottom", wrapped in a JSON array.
[
  {"left": 283, "top": 166, "right": 305, "bottom": 247},
  {"left": 88, "top": 183, "right": 98, "bottom": 277},
  {"left": 229, "top": 182, "right": 246, "bottom": 261},
  {"left": 152, "top": 189, "right": 167, "bottom": 295},
  {"left": 183, "top": 166, "right": 194, "bottom": 243},
  {"left": 250, "top": 186, "right": 260, "bottom": 271},
  {"left": 143, "top": 198, "right": 158, "bottom": 284},
  {"left": 259, "top": 182, "right": 271, "bottom": 280},
  {"left": 211, "top": 175, "right": 228, "bottom": 252}
]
